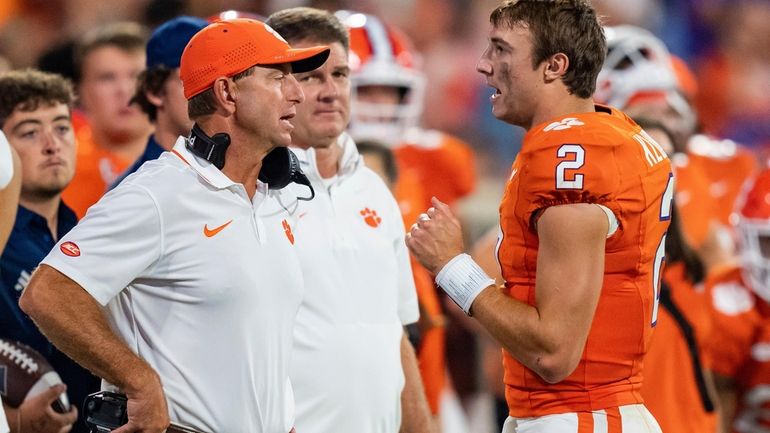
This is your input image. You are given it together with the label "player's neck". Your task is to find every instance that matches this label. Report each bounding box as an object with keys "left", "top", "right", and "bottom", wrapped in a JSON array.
[{"left": 529, "top": 96, "right": 595, "bottom": 131}]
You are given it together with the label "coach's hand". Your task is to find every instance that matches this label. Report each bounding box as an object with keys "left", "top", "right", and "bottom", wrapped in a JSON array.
[
  {"left": 113, "top": 369, "right": 169, "bottom": 433},
  {"left": 406, "top": 197, "right": 465, "bottom": 274}
]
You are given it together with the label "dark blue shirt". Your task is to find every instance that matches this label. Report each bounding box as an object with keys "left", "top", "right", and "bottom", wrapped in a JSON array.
[
  {"left": 109, "top": 134, "right": 165, "bottom": 190},
  {"left": 0, "top": 202, "right": 99, "bottom": 432}
]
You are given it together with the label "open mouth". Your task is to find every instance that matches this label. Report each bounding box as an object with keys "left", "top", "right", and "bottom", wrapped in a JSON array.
[{"left": 490, "top": 87, "right": 501, "bottom": 101}]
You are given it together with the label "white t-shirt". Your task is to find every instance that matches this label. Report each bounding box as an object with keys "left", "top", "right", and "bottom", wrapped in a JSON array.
[
  {"left": 42, "top": 138, "right": 305, "bottom": 433},
  {"left": 0, "top": 131, "right": 13, "bottom": 189},
  {"left": 0, "top": 395, "right": 9, "bottom": 433},
  {"left": 289, "top": 133, "right": 420, "bottom": 433}
]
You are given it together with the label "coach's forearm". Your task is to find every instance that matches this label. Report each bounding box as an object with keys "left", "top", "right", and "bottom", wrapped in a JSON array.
[
  {"left": 399, "top": 331, "right": 435, "bottom": 433},
  {"left": 19, "top": 264, "right": 160, "bottom": 393}
]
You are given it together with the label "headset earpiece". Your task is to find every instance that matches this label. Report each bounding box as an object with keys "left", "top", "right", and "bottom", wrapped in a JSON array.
[{"left": 259, "top": 148, "right": 315, "bottom": 200}]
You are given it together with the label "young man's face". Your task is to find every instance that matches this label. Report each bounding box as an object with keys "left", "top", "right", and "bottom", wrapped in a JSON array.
[
  {"left": 78, "top": 45, "right": 150, "bottom": 142},
  {"left": 290, "top": 40, "right": 350, "bottom": 149},
  {"left": 2, "top": 102, "right": 76, "bottom": 199},
  {"left": 477, "top": 23, "right": 542, "bottom": 129}
]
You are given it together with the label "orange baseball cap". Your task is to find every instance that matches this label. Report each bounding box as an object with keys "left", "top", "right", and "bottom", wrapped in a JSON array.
[{"left": 180, "top": 18, "right": 330, "bottom": 99}]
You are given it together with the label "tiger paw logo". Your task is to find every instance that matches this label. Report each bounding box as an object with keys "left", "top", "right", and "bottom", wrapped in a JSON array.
[
  {"left": 282, "top": 219, "right": 295, "bottom": 244},
  {"left": 360, "top": 208, "right": 382, "bottom": 228}
]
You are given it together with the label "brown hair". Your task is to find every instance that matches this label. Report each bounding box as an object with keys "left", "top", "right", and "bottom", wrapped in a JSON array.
[
  {"left": 134, "top": 67, "right": 172, "bottom": 121},
  {"left": 75, "top": 21, "right": 148, "bottom": 82},
  {"left": 490, "top": 0, "right": 606, "bottom": 98},
  {"left": 0, "top": 69, "right": 75, "bottom": 127},
  {"left": 266, "top": 7, "right": 349, "bottom": 50},
  {"left": 187, "top": 67, "right": 256, "bottom": 119}
]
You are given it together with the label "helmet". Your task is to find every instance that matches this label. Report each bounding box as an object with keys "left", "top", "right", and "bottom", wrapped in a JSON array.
[
  {"left": 596, "top": 25, "right": 678, "bottom": 108},
  {"left": 595, "top": 25, "right": 696, "bottom": 136},
  {"left": 336, "top": 11, "right": 426, "bottom": 146},
  {"left": 737, "top": 169, "right": 770, "bottom": 302}
]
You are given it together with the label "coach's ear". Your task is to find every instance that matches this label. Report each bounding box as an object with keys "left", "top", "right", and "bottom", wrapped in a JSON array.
[{"left": 544, "top": 52, "right": 569, "bottom": 82}]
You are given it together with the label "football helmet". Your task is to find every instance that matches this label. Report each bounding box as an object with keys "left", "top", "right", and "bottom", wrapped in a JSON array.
[
  {"left": 595, "top": 25, "right": 696, "bottom": 137},
  {"left": 596, "top": 25, "right": 677, "bottom": 107},
  {"left": 737, "top": 169, "right": 770, "bottom": 302},
  {"left": 336, "top": 11, "right": 426, "bottom": 145}
]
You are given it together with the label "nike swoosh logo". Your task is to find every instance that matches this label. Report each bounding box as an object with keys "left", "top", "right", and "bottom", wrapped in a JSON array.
[{"left": 204, "top": 220, "right": 233, "bottom": 237}]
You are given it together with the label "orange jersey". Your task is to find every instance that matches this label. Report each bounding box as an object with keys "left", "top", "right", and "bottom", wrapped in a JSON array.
[
  {"left": 686, "top": 135, "right": 758, "bottom": 226},
  {"left": 395, "top": 128, "right": 476, "bottom": 208},
  {"left": 642, "top": 262, "right": 717, "bottom": 433},
  {"left": 672, "top": 153, "right": 720, "bottom": 248},
  {"left": 498, "top": 106, "right": 673, "bottom": 417},
  {"left": 706, "top": 266, "right": 770, "bottom": 433},
  {"left": 62, "top": 113, "right": 132, "bottom": 219}
]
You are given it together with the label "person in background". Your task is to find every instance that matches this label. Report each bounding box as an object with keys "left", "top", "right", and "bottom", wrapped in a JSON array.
[
  {"left": 595, "top": 24, "right": 757, "bottom": 272},
  {"left": 61, "top": 21, "right": 152, "bottom": 218},
  {"left": 266, "top": 7, "right": 434, "bottom": 433},
  {"left": 407, "top": 1, "right": 671, "bottom": 431},
  {"left": 19, "top": 18, "right": 329, "bottom": 433},
  {"left": 0, "top": 69, "right": 93, "bottom": 433},
  {"left": 704, "top": 168, "right": 770, "bottom": 433},
  {"left": 634, "top": 118, "right": 720, "bottom": 433},
  {"left": 110, "top": 16, "right": 208, "bottom": 188},
  {"left": 340, "top": 11, "right": 479, "bottom": 418}
]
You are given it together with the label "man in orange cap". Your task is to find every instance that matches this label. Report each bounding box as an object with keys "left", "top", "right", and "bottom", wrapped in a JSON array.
[{"left": 19, "top": 18, "right": 329, "bottom": 433}]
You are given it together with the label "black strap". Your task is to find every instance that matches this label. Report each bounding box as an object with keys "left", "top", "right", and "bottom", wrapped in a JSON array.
[{"left": 659, "top": 282, "right": 715, "bottom": 412}]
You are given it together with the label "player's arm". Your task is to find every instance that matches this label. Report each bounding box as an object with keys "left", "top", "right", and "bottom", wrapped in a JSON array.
[
  {"left": 407, "top": 198, "right": 607, "bottom": 383},
  {"left": 398, "top": 331, "right": 436, "bottom": 433},
  {"left": 19, "top": 265, "right": 170, "bottom": 433},
  {"left": 471, "top": 203, "right": 607, "bottom": 383}
]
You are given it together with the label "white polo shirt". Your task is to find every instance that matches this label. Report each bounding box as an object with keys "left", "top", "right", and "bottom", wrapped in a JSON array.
[
  {"left": 0, "top": 131, "right": 13, "bottom": 189},
  {"left": 289, "top": 133, "right": 419, "bottom": 433},
  {"left": 42, "top": 138, "right": 304, "bottom": 433},
  {"left": 0, "top": 395, "right": 8, "bottom": 433}
]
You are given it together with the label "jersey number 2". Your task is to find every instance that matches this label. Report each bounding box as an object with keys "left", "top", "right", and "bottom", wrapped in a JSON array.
[
  {"left": 651, "top": 173, "right": 675, "bottom": 326},
  {"left": 556, "top": 145, "right": 585, "bottom": 189}
]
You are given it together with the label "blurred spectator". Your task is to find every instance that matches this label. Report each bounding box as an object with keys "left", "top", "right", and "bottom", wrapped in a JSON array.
[
  {"left": 110, "top": 16, "right": 207, "bottom": 189},
  {"left": 595, "top": 23, "right": 757, "bottom": 273},
  {"left": 341, "top": 10, "right": 482, "bottom": 421},
  {"left": 705, "top": 168, "right": 770, "bottom": 433},
  {"left": 634, "top": 118, "right": 719, "bottom": 433},
  {"left": 37, "top": 41, "right": 78, "bottom": 83},
  {"left": 0, "top": 68, "right": 99, "bottom": 433},
  {"left": 60, "top": 21, "right": 151, "bottom": 218},
  {"left": 695, "top": 0, "right": 770, "bottom": 155}
]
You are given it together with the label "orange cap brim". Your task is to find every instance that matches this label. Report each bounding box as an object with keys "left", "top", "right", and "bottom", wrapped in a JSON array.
[{"left": 260, "top": 46, "right": 331, "bottom": 73}]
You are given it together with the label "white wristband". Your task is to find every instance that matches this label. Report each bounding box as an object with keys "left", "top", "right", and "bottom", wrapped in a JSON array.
[{"left": 435, "top": 253, "right": 495, "bottom": 315}]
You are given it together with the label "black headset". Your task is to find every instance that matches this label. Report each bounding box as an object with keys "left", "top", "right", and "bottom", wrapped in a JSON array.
[{"left": 187, "top": 124, "right": 314, "bottom": 200}]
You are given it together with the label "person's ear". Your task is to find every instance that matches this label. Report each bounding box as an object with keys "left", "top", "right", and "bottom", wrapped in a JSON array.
[
  {"left": 544, "top": 53, "right": 569, "bottom": 82},
  {"left": 212, "top": 77, "right": 237, "bottom": 114}
]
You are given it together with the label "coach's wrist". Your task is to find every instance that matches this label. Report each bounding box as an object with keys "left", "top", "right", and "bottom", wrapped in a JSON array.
[{"left": 435, "top": 253, "right": 494, "bottom": 315}]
